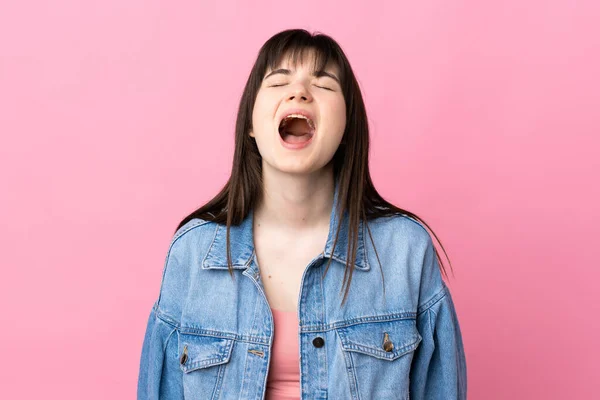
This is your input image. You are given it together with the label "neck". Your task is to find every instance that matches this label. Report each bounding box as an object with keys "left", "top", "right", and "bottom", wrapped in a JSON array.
[{"left": 254, "top": 163, "right": 335, "bottom": 231}]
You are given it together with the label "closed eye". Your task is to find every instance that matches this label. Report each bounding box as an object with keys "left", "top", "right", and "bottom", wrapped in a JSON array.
[{"left": 268, "top": 83, "right": 334, "bottom": 91}]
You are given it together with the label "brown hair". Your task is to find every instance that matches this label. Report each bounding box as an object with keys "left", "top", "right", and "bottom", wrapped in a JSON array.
[{"left": 176, "top": 29, "right": 453, "bottom": 304}]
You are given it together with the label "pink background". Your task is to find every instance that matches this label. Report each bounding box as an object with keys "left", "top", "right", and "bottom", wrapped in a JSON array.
[{"left": 1, "top": 0, "right": 598, "bottom": 398}]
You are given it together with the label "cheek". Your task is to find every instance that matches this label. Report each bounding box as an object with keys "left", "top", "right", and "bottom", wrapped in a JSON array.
[
  {"left": 252, "top": 94, "right": 276, "bottom": 133},
  {"left": 252, "top": 98, "right": 268, "bottom": 134},
  {"left": 327, "top": 98, "right": 347, "bottom": 134}
]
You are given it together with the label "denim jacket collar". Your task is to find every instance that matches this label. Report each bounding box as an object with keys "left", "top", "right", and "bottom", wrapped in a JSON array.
[{"left": 201, "top": 178, "right": 369, "bottom": 271}]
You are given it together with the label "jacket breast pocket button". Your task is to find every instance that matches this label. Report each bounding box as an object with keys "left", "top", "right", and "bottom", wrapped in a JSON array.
[
  {"left": 382, "top": 332, "right": 394, "bottom": 352},
  {"left": 180, "top": 344, "right": 188, "bottom": 365},
  {"left": 312, "top": 337, "right": 325, "bottom": 348}
]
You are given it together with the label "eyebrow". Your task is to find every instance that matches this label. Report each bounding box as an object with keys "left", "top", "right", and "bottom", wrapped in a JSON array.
[{"left": 264, "top": 68, "right": 341, "bottom": 85}]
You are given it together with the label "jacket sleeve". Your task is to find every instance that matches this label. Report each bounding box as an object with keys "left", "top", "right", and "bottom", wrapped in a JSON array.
[
  {"left": 137, "top": 222, "right": 201, "bottom": 399},
  {"left": 137, "top": 303, "right": 184, "bottom": 400},
  {"left": 409, "top": 235, "right": 468, "bottom": 399}
]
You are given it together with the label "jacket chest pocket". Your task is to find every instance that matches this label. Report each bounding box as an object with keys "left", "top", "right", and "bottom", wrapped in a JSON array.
[
  {"left": 336, "top": 318, "right": 422, "bottom": 400},
  {"left": 178, "top": 332, "right": 235, "bottom": 400}
]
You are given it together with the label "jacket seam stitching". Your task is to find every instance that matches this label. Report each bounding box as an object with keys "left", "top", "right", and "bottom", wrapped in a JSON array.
[
  {"left": 301, "top": 312, "right": 417, "bottom": 332},
  {"left": 416, "top": 284, "right": 448, "bottom": 315},
  {"left": 163, "top": 326, "right": 178, "bottom": 354},
  {"left": 177, "top": 329, "right": 271, "bottom": 345},
  {"left": 201, "top": 223, "right": 220, "bottom": 267},
  {"left": 361, "top": 219, "right": 370, "bottom": 270},
  {"left": 427, "top": 308, "right": 434, "bottom": 338},
  {"left": 155, "top": 306, "right": 180, "bottom": 329}
]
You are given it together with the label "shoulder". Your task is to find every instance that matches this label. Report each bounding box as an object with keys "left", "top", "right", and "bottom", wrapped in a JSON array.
[
  {"left": 364, "top": 213, "right": 444, "bottom": 307},
  {"left": 154, "top": 218, "right": 219, "bottom": 323},
  {"left": 366, "top": 213, "right": 433, "bottom": 252},
  {"left": 161, "top": 218, "right": 218, "bottom": 271},
  {"left": 170, "top": 218, "right": 216, "bottom": 246},
  {"left": 164, "top": 217, "right": 224, "bottom": 263}
]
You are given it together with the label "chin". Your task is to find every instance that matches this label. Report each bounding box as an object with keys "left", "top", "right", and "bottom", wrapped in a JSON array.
[
  {"left": 276, "top": 164, "right": 316, "bottom": 176},
  {"left": 276, "top": 159, "right": 335, "bottom": 177}
]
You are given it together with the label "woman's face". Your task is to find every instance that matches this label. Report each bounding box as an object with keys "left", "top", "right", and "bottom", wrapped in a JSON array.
[{"left": 250, "top": 50, "right": 346, "bottom": 176}]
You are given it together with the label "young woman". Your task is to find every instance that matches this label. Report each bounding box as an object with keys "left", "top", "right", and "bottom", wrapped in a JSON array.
[{"left": 138, "top": 29, "right": 467, "bottom": 400}]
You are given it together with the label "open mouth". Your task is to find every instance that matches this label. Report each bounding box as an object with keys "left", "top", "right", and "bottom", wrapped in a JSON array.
[{"left": 278, "top": 114, "right": 315, "bottom": 144}]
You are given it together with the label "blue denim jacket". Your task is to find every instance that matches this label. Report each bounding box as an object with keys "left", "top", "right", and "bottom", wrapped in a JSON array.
[{"left": 137, "top": 184, "right": 467, "bottom": 399}]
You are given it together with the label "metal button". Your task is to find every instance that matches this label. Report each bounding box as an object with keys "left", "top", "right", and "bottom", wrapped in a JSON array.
[
  {"left": 180, "top": 344, "right": 188, "bottom": 365},
  {"left": 312, "top": 337, "right": 325, "bottom": 348},
  {"left": 383, "top": 332, "right": 394, "bottom": 352}
]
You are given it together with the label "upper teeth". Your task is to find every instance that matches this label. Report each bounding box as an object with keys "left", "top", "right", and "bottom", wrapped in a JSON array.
[{"left": 281, "top": 114, "right": 315, "bottom": 130}]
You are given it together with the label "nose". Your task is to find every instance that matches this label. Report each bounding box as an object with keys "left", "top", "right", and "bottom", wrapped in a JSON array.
[{"left": 286, "top": 82, "right": 313, "bottom": 102}]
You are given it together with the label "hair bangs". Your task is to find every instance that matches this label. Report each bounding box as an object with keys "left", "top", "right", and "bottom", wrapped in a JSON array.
[{"left": 263, "top": 34, "right": 343, "bottom": 83}]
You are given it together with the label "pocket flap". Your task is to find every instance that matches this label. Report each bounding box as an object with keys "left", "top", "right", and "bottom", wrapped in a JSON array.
[
  {"left": 337, "top": 318, "right": 422, "bottom": 361},
  {"left": 178, "top": 333, "right": 235, "bottom": 373}
]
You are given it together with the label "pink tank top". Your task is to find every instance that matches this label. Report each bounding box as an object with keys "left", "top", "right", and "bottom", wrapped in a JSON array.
[{"left": 265, "top": 308, "right": 301, "bottom": 400}]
